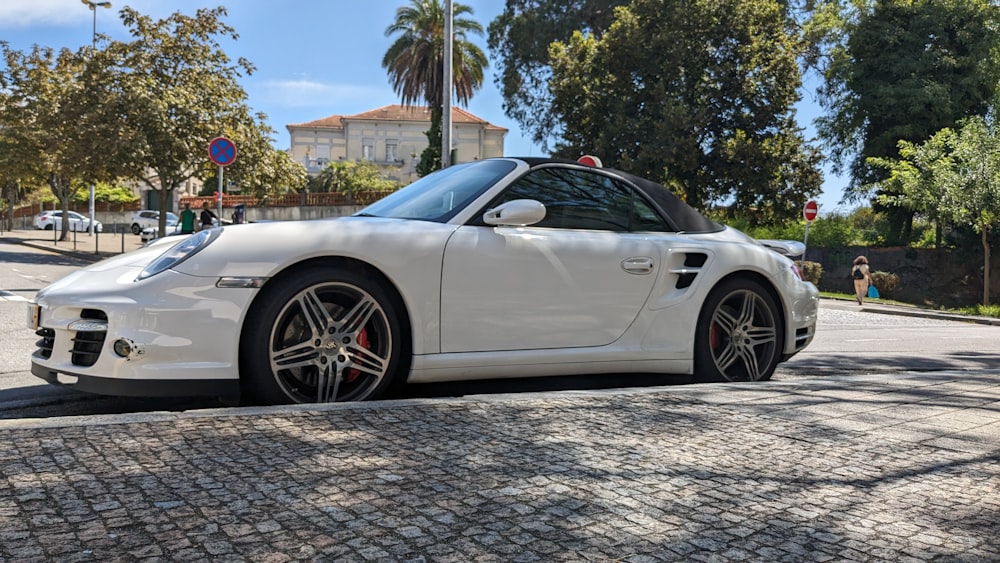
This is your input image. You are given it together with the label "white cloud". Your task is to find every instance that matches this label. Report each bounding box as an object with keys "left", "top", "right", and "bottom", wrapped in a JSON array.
[{"left": 0, "top": 0, "right": 90, "bottom": 28}]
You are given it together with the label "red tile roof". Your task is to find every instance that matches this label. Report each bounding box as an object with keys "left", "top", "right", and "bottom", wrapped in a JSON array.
[{"left": 288, "top": 104, "right": 507, "bottom": 132}]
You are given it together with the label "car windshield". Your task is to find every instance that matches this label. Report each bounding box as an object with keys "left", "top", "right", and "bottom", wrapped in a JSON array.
[
  {"left": 165, "top": 212, "right": 179, "bottom": 223},
  {"left": 358, "top": 160, "right": 517, "bottom": 223}
]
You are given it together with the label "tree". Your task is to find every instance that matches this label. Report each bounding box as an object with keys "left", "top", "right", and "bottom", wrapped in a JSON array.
[
  {"left": 872, "top": 116, "right": 1000, "bottom": 305},
  {"left": 383, "top": 0, "right": 487, "bottom": 174},
  {"left": 0, "top": 45, "right": 114, "bottom": 240},
  {"left": 487, "top": 0, "right": 625, "bottom": 150},
  {"left": 306, "top": 160, "right": 400, "bottom": 202},
  {"left": 95, "top": 7, "right": 268, "bottom": 235},
  {"left": 546, "top": 0, "right": 821, "bottom": 224},
  {"left": 806, "top": 0, "right": 1000, "bottom": 243}
]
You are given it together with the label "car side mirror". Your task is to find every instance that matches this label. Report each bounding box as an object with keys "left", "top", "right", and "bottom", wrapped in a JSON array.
[{"left": 483, "top": 199, "right": 546, "bottom": 227}]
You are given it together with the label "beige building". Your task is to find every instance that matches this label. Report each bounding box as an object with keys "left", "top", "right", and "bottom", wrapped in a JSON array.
[{"left": 287, "top": 105, "right": 507, "bottom": 184}]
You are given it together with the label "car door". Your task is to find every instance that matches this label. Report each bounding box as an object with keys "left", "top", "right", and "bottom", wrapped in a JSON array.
[{"left": 439, "top": 166, "right": 669, "bottom": 353}]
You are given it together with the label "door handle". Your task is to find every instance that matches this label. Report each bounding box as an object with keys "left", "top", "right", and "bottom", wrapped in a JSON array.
[{"left": 622, "top": 257, "right": 654, "bottom": 275}]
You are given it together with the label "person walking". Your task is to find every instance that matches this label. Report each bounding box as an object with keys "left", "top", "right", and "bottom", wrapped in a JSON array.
[
  {"left": 179, "top": 203, "right": 197, "bottom": 234},
  {"left": 852, "top": 255, "right": 871, "bottom": 305},
  {"left": 200, "top": 201, "right": 218, "bottom": 231}
]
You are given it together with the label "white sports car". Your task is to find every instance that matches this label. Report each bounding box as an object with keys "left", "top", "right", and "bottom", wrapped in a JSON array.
[{"left": 29, "top": 157, "right": 819, "bottom": 405}]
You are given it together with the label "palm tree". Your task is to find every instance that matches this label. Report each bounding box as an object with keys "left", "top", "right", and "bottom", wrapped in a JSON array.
[{"left": 383, "top": 0, "right": 487, "bottom": 174}]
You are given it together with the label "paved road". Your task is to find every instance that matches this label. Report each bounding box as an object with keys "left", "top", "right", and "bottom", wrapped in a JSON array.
[{"left": 1, "top": 370, "right": 998, "bottom": 561}]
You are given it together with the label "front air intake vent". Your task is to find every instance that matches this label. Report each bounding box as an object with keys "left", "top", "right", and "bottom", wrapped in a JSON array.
[
  {"left": 71, "top": 309, "right": 109, "bottom": 367},
  {"left": 35, "top": 328, "right": 55, "bottom": 359}
]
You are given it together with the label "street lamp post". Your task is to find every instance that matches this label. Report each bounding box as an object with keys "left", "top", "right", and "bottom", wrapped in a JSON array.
[
  {"left": 82, "top": 0, "right": 112, "bottom": 49},
  {"left": 82, "top": 0, "right": 111, "bottom": 236}
]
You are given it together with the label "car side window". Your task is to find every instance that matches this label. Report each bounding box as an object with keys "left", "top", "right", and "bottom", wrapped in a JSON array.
[{"left": 487, "top": 167, "right": 671, "bottom": 232}]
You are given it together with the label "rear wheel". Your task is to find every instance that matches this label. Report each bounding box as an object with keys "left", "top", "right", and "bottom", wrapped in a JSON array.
[
  {"left": 241, "top": 266, "right": 404, "bottom": 405},
  {"left": 130, "top": 223, "right": 142, "bottom": 235},
  {"left": 694, "top": 278, "right": 782, "bottom": 382}
]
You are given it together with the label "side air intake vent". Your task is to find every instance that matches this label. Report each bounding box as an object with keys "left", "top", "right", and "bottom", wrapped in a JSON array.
[{"left": 674, "top": 253, "right": 708, "bottom": 289}]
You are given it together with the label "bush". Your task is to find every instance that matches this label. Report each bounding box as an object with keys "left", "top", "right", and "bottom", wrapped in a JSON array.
[
  {"left": 794, "top": 260, "right": 823, "bottom": 286},
  {"left": 869, "top": 271, "right": 900, "bottom": 299}
]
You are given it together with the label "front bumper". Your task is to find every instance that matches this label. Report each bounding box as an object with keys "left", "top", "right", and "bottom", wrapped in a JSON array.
[{"left": 29, "top": 259, "right": 256, "bottom": 398}]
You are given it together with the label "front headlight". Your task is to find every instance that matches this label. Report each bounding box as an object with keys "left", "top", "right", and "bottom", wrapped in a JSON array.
[{"left": 137, "top": 229, "right": 220, "bottom": 281}]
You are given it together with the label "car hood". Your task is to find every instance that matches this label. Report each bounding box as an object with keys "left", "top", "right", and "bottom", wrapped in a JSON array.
[{"left": 169, "top": 217, "right": 459, "bottom": 278}]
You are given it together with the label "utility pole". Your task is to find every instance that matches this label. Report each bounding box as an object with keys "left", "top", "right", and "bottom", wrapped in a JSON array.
[
  {"left": 441, "top": 0, "right": 453, "bottom": 168},
  {"left": 82, "top": 0, "right": 111, "bottom": 236}
]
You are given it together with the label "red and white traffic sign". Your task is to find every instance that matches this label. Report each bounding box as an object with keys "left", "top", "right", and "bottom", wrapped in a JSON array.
[
  {"left": 208, "top": 136, "right": 237, "bottom": 167},
  {"left": 803, "top": 200, "right": 818, "bottom": 222}
]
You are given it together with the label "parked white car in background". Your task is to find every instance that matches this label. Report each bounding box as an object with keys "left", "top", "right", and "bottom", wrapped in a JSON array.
[
  {"left": 33, "top": 210, "right": 103, "bottom": 233},
  {"left": 130, "top": 210, "right": 178, "bottom": 235}
]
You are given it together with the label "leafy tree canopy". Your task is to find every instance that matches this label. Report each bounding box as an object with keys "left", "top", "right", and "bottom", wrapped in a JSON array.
[
  {"left": 870, "top": 115, "right": 1000, "bottom": 305},
  {"left": 546, "top": 0, "right": 821, "bottom": 224},
  {"left": 0, "top": 44, "right": 110, "bottom": 239},
  {"left": 92, "top": 7, "right": 289, "bottom": 233},
  {"left": 805, "top": 0, "right": 1000, "bottom": 241},
  {"left": 487, "top": 0, "right": 625, "bottom": 150}
]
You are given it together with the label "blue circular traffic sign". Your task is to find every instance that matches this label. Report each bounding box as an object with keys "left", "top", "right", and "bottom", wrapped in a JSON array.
[{"left": 208, "top": 136, "right": 237, "bottom": 167}]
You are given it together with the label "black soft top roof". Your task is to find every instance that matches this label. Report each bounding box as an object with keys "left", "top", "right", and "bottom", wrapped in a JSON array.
[{"left": 515, "top": 157, "right": 723, "bottom": 234}]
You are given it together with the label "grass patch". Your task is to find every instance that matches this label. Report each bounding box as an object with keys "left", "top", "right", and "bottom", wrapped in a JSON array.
[{"left": 954, "top": 304, "right": 1000, "bottom": 318}]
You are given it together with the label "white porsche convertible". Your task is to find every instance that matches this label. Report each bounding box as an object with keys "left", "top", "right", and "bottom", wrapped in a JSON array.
[{"left": 29, "top": 157, "right": 819, "bottom": 405}]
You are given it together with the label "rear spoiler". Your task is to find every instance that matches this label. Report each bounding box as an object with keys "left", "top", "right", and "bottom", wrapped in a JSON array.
[{"left": 757, "top": 239, "right": 805, "bottom": 258}]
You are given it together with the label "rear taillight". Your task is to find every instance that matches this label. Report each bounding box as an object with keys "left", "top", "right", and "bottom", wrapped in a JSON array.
[{"left": 790, "top": 263, "right": 804, "bottom": 280}]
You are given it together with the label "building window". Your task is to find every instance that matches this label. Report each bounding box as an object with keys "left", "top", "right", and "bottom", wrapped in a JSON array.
[
  {"left": 385, "top": 141, "right": 398, "bottom": 163},
  {"left": 362, "top": 140, "right": 375, "bottom": 161}
]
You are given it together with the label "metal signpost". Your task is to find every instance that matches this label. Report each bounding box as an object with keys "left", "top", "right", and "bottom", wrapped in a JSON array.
[
  {"left": 803, "top": 200, "right": 818, "bottom": 260},
  {"left": 208, "top": 136, "right": 237, "bottom": 221}
]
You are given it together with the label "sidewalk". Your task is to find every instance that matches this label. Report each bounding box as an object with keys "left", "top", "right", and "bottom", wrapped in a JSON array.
[
  {"left": 0, "top": 371, "right": 997, "bottom": 561},
  {"left": 0, "top": 226, "right": 146, "bottom": 260}
]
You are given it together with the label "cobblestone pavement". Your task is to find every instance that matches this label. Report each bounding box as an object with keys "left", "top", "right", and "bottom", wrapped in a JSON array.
[{"left": 1, "top": 370, "right": 998, "bottom": 562}]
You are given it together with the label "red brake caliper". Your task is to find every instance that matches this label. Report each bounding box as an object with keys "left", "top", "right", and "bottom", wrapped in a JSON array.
[{"left": 345, "top": 329, "right": 369, "bottom": 382}]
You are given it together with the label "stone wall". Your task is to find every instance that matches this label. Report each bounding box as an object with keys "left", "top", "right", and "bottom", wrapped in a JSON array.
[{"left": 807, "top": 245, "right": 998, "bottom": 308}]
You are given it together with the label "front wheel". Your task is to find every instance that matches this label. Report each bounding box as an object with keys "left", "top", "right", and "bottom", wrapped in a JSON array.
[
  {"left": 240, "top": 266, "right": 404, "bottom": 405},
  {"left": 694, "top": 278, "right": 782, "bottom": 383}
]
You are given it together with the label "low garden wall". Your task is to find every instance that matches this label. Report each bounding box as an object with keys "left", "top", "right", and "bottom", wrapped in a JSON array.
[{"left": 806, "top": 245, "right": 998, "bottom": 308}]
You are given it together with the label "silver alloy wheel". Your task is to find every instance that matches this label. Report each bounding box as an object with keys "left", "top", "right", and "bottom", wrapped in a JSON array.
[
  {"left": 268, "top": 281, "right": 392, "bottom": 403},
  {"left": 708, "top": 288, "right": 778, "bottom": 381}
]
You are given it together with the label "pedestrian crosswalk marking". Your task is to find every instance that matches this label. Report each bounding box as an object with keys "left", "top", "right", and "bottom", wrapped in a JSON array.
[{"left": 0, "top": 290, "right": 28, "bottom": 302}]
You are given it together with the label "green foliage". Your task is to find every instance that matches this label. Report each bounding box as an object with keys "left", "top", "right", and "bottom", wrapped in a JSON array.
[
  {"left": 0, "top": 44, "right": 98, "bottom": 239},
  {"left": 807, "top": 0, "right": 1000, "bottom": 240},
  {"left": 306, "top": 161, "right": 401, "bottom": 200},
  {"left": 869, "top": 115, "right": 1000, "bottom": 304},
  {"left": 92, "top": 7, "right": 265, "bottom": 234},
  {"left": 545, "top": 0, "right": 821, "bottom": 225},
  {"left": 417, "top": 108, "right": 443, "bottom": 177},
  {"left": 71, "top": 182, "right": 139, "bottom": 205},
  {"left": 869, "top": 271, "right": 900, "bottom": 300},
  {"left": 794, "top": 260, "right": 823, "bottom": 286},
  {"left": 487, "top": 1, "right": 624, "bottom": 149},
  {"left": 956, "top": 304, "right": 1000, "bottom": 318},
  {"left": 730, "top": 208, "right": 880, "bottom": 248}
]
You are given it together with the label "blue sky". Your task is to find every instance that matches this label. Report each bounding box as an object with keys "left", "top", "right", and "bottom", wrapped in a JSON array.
[{"left": 0, "top": 0, "right": 846, "bottom": 214}]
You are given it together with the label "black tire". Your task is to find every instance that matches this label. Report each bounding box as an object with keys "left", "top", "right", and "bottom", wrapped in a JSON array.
[
  {"left": 43, "top": 224, "right": 53, "bottom": 231},
  {"left": 240, "top": 266, "right": 404, "bottom": 405},
  {"left": 694, "top": 278, "right": 782, "bottom": 383},
  {"left": 130, "top": 223, "right": 142, "bottom": 235}
]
